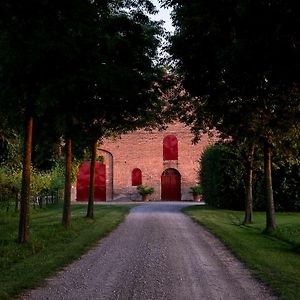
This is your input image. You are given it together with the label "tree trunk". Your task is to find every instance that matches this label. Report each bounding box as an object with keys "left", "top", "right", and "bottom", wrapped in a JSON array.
[
  {"left": 15, "top": 192, "right": 20, "bottom": 212},
  {"left": 62, "top": 137, "right": 72, "bottom": 228},
  {"left": 87, "top": 141, "right": 97, "bottom": 218},
  {"left": 38, "top": 196, "right": 43, "bottom": 208},
  {"left": 18, "top": 115, "right": 33, "bottom": 243},
  {"left": 243, "top": 143, "right": 255, "bottom": 224},
  {"left": 264, "top": 140, "right": 276, "bottom": 231}
]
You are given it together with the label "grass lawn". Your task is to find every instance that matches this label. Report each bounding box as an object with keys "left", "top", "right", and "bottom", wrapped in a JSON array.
[
  {"left": 183, "top": 206, "right": 300, "bottom": 300},
  {"left": 0, "top": 204, "right": 131, "bottom": 299}
]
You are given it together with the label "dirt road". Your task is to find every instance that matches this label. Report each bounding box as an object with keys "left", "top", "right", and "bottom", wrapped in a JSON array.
[{"left": 21, "top": 203, "right": 276, "bottom": 300}]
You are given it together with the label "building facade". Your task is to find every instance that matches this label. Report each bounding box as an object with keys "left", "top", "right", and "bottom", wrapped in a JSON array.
[{"left": 76, "top": 122, "right": 216, "bottom": 201}]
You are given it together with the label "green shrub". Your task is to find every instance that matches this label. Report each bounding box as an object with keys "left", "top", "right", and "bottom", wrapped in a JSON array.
[
  {"left": 189, "top": 185, "right": 202, "bottom": 195},
  {"left": 137, "top": 185, "right": 154, "bottom": 195},
  {"left": 0, "top": 132, "right": 81, "bottom": 209},
  {"left": 200, "top": 145, "right": 222, "bottom": 207},
  {"left": 0, "top": 168, "right": 22, "bottom": 208},
  {"left": 0, "top": 161, "right": 67, "bottom": 209},
  {"left": 200, "top": 142, "right": 300, "bottom": 211},
  {"left": 200, "top": 143, "right": 245, "bottom": 209}
]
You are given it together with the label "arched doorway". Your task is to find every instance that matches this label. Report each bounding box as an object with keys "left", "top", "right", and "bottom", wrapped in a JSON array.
[
  {"left": 76, "top": 161, "right": 106, "bottom": 202},
  {"left": 161, "top": 168, "right": 181, "bottom": 201}
]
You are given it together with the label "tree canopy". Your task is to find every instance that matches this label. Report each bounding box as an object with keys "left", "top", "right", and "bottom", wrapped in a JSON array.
[
  {"left": 165, "top": 0, "right": 300, "bottom": 139},
  {"left": 164, "top": 0, "right": 300, "bottom": 230},
  {"left": 0, "top": 0, "right": 166, "bottom": 239}
]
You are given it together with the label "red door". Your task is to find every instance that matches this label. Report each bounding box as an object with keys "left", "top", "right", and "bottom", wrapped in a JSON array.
[
  {"left": 161, "top": 168, "right": 181, "bottom": 201},
  {"left": 77, "top": 162, "right": 106, "bottom": 202}
]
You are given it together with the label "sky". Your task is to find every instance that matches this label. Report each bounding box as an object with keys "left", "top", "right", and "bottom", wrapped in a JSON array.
[{"left": 150, "top": 0, "right": 174, "bottom": 33}]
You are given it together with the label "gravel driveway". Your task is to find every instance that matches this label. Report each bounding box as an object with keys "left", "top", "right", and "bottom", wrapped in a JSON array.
[{"left": 21, "top": 202, "right": 276, "bottom": 300}]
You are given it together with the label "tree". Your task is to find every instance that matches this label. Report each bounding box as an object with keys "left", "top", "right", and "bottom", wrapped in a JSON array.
[
  {"left": 0, "top": 0, "right": 59, "bottom": 242},
  {"left": 0, "top": 0, "right": 106, "bottom": 237},
  {"left": 0, "top": 0, "right": 173, "bottom": 238},
  {"left": 78, "top": 2, "right": 165, "bottom": 219},
  {"left": 164, "top": 0, "right": 300, "bottom": 230},
  {"left": 34, "top": 0, "right": 165, "bottom": 221}
]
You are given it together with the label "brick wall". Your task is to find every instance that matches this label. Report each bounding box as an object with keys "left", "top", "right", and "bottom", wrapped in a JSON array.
[{"left": 98, "top": 122, "right": 216, "bottom": 201}]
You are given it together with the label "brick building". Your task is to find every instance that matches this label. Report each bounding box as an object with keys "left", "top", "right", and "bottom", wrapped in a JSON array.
[{"left": 76, "top": 122, "right": 216, "bottom": 201}]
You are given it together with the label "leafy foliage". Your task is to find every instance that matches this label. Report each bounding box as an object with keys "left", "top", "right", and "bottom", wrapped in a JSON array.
[
  {"left": 189, "top": 185, "right": 202, "bottom": 195},
  {"left": 164, "top": 0, "right": 300, "bottom": 231},
  {"left": 200, "top": 143, "right": 245, "bottom": 210},
  {"left": 200, "top": 143, "right": 300, "bottom": 211},
  {"left": 0, "top": 0, "right": 166, "bottom": 236},
  {"left": 0, "top": 152, "right": 80, "bottom": 209},
  {"left": 137, "top": 184, "right": 154, "bottom": 195},
  {"left": 165, "top": 0, "right": 300, "bottom": 139}
]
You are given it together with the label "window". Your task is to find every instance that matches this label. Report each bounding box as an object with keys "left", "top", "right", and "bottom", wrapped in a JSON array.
[
  {"left": 132, "top": 168, "right": 142, "bottom": 186},
  {"left": 163, "top": 135, "right": 178, "bottom": 160}
]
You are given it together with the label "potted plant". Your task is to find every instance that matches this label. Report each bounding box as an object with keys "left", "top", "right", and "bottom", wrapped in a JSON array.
[
  {"left": 137, "top": 185, "right": 154, "bottom": 201},
  {"left": 190, "top": 185, "right": 202, "bottom": 202}
]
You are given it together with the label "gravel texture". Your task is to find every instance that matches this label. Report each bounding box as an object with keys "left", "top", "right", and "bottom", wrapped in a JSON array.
[{"left": 21, "top": 202, "right": 276, "bottom": 300}]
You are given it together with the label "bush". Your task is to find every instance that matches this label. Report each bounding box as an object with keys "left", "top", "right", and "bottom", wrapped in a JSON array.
[
  {"left": 0, "top": 161, "right": 67, "bottom": 209},
  {"left": 189, "top": 185, "right": 202, "bottom": 195},
  {"left": 200, "top": 142, "right": 300, "bottom": 211},
  {"left": 200, "top": 143, "right": 245, "bottom": 209},
  {"left": 137, "top": 185, "right": 154, "bottom": 195},
  {"left": 0, "top": 167, "right": 22, "bottom": 208},
  {"left": 0, "top": 132, "right": 80, "bottom": 209},
  {"left": 200, "top": 145, "right": 222, "bottom": 206}
]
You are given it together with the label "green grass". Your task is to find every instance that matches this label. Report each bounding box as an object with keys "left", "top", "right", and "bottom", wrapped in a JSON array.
[
  {"left": 183, "top": 206, "right": 300, "bottom": 300},
  {"left": 0, "top": 204, "right": 131, "bottom": 299}
]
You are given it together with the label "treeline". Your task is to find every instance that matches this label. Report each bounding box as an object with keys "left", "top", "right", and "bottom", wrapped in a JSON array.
[
  {"left": 0, "top": 0, "right": 169, "bottom": 243},
  {"left": 200, "top": 143, "right": 300, "bottom": 212}
]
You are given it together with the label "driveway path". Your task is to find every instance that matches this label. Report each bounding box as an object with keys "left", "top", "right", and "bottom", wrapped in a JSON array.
[{"left": 22, "top": 203, "right": 276, "bottom": 300}]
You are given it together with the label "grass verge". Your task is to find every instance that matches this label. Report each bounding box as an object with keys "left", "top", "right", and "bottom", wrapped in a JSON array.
[
  {"left": 183, "top": 206, "right": 300, "bottom": 300},
  {"left": 0, "top": 204, "right": 131, "bottom": 299}
]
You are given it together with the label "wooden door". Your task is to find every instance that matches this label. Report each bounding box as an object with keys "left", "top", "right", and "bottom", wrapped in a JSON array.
[
  {"left": 76, "top": 162, "right": 106, "bottom": 202},
  {"left": 94, "top": 163, "right": 106, "bottom": 201},
  {"left": 161, "top": 169, "right": 181, "bottom": 201}
]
